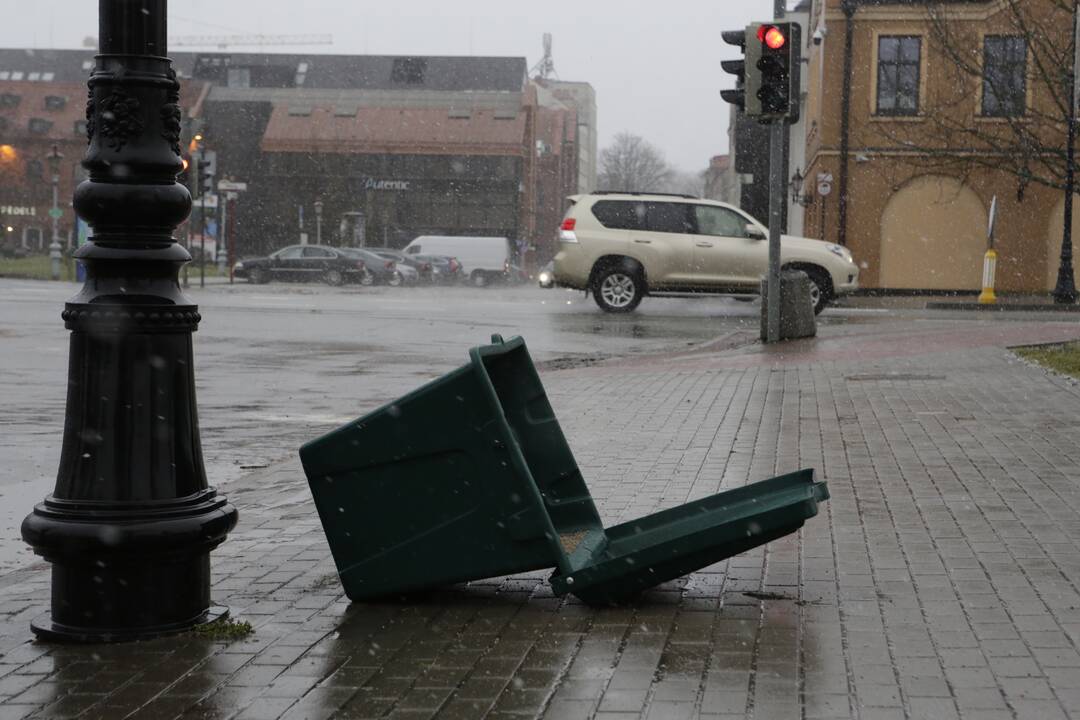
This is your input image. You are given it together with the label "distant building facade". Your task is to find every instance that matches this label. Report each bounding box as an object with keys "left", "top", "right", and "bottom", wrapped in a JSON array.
[{"left": 0, "top": 48, "right": 595, "bottom": 266}]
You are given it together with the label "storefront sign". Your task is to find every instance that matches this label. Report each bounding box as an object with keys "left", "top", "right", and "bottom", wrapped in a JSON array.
[
  {"left": 361, "top": 177, "right": 410, "bottom": 191},
  {"left": 0, "top": 205, "right": 37, "bottom": 217}
]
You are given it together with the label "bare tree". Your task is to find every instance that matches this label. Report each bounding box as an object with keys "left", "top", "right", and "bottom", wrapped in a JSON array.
[
  {"left": 597, "top": 132, "right": 673, "bottom": 192},
  {"left": 871, "top": 0, "right": 1073, "bottom": 199},
  {"left": 663, "top": 169, "right": 707, "bottom": 197}
]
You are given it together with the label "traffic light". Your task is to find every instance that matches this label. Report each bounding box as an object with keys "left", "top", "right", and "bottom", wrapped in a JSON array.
[
  {"left": 749, "top": 22, "right": 801, "bottom": 122},
  {"left": 198, "top": 164, "right": 214, "bottom": 195},
  {"left": 720, "top": 29, "right": 747, "bottom": 111}
]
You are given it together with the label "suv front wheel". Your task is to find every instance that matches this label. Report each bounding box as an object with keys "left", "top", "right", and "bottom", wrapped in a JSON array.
[
  {"left": 804, "top": 268, "right": 831, "bottom": 315},
  {"left": 593, "top": 267, "right": 644, "bottom": 313}
]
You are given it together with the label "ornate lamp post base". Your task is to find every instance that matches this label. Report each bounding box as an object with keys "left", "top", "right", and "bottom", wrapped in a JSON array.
[
  {"left": 31, "top": 607, "right": 229, "bottom": 645},
  {"left": 24, "top": 489, "right": 235, "bottom": 643},
  {"left": 21, "top": 0, "right": 237, "bottom": 643}
]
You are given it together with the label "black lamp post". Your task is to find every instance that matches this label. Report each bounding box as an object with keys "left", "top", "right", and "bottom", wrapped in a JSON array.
[
  {"left": 46, "top": 144, "right": 64, "bottom": 280},
  {"left": 1054, "top": 2, "right": 1080, "bottom": 304},
  {"left": 314, "top": 200, "right": 323, "bottom": 245},
  {"left": 21, "top": 0, "right": 238, "bottom": 642}
]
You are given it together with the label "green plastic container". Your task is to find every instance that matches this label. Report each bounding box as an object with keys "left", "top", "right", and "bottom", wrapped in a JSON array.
[{"left": 300, "top": 335, "right": 828, "bottom": 605}]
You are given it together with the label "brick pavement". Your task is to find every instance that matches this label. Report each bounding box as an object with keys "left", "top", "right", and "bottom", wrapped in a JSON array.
[{"left": 2, "top": 318, "right": 1080, "bottom": 719}]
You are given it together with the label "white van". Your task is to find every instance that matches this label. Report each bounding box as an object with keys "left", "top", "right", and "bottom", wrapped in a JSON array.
[{"left": 403, "top": 235, "right": 512, "bottom": 287}]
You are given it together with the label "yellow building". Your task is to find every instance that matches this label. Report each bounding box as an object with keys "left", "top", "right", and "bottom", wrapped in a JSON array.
[{"left": 802, "top": 0, "right": 1076, "bottom": 292}]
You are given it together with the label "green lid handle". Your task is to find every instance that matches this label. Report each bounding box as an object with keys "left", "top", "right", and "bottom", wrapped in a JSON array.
[{"left": 491, "top": 334, "right": 505, "bottom": 345}]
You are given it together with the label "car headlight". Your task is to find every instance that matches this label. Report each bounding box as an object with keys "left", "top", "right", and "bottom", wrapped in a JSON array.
[
  {"left": 233, "top": 261, "right": 244, "bottom": 270},
  {"left": 827, "top": 244, "right": 852, "bottom": 262},
  {"left": 538, "top": 271, "right": 551, "bottom": 284}
]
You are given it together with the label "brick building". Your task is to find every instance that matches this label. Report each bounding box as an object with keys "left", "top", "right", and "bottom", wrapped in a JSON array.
[
  {"left": 802, "top": 0, "right": 1076, "bottom": 292},
  {"left": 0, "top": 48, "right": 594, "bottom": 266}
]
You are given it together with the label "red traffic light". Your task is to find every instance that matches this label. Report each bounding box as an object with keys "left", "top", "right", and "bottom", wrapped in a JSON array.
[{"left": 758, "top": 25, "right": 787, "bottom": 50}]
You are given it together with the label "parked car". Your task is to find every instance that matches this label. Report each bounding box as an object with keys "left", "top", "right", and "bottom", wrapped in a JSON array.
[
  {"left": 338, "top": 247, "right": 404, "bottom": 286},
  {"left": 233, "top": 245, "right": 366, "bottom": 286},
  {"left": 537, "top": 261, "right": 555, "bottom": 289},
  {"left": 552, "top": 192, "right": 860, "bottom": 313},
  {"left": 403, "top": 235, "right": 512, "bottom": 287},
  {"left": 372, "top": 250, "right": 433, "bottom": 284},
  {"left": 413, "top": 254, "right": 464, "bottom": 285}
]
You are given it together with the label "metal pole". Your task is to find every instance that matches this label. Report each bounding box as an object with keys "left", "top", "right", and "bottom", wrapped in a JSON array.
[
  {"left": 1054, "top": 1, "right": 1080, "bottom": 303},
  {"left": 200, "top": 191, "right": 206, "bottom": 288},
  {"left": 819, "top": 196, "right": 826, "bottom": 240},
  {"left": 767, "top": 121, "right": 784, "bottom": 344},
  {"left": 49, "top": 172, "right": 61, "bottom": 280},
  {"left": 837, "top": 0, "right": 857, "bottom": 247},
  {"left": 21, "top": 0, "right": 237, "bottom": 643},
  {"left": 218, "top": 193, "right": 227, "bottom": 275}
]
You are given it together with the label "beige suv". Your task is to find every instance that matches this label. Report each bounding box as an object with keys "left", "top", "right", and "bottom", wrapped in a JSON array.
[{"left": 553, "top": 192, "right": 859, "bottom": 313}]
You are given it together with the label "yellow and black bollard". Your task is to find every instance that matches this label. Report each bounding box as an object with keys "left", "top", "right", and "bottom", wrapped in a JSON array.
[{"left": 979, "top": 248, "right": 998, "bottom": 304}]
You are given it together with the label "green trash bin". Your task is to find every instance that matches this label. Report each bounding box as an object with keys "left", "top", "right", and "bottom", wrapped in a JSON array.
[{"left": 300, "top": 335, "right": 828, "bottom": 605}]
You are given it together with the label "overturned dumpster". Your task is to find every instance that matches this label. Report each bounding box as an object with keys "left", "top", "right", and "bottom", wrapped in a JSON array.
[{"left": 300, "top": 335, "right": 828, "bottom": 605}]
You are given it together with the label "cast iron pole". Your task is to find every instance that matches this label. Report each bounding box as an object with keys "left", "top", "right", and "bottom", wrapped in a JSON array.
[
  {"left": 21, "top": 0, "right": 237, "bottom": 643},
  {"left": 1054, "top": 2, "right": 1080, "bottom": 304}
]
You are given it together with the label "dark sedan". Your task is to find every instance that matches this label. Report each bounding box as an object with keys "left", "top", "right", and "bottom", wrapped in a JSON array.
[
  {"left": 233, "top": 245, "right": 366, "bottom": 285},
  {"left": 339, "top": 248, "right": 403, "bottom": 286}
]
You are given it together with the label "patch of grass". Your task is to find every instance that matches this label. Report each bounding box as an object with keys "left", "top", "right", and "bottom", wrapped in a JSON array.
[
  {"left": 193, "top": 617, "right": 254, "bottom": 641},
  {"left": 0, "top": 255, "right": 76, "bottom": 281},
  {"left": 1016, "top": 342, "right": 1080, "bottom": 379},
  {"left": 0, "top": 255, "right": 225, "bottom": 281}
]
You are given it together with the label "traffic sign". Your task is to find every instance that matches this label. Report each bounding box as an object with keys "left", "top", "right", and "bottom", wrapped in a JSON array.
[
  {"left": 817, "top": 181, "right": 832, "bottom": 197},
  {"left": 48, "top": 208, "right": 63, "bottom": 220},
  {"left": 217, "top": 181, "right": 247, "bottom": 192}
]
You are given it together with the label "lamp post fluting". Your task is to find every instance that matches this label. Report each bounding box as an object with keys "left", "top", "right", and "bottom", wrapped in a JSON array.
[{"left": 20, "top": 0, "right": 238, "bottom": 643}]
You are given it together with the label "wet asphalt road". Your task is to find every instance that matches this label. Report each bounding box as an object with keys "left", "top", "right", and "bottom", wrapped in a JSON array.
[{"left": 0, "top": 278, "right": 765, "bottom": 572}]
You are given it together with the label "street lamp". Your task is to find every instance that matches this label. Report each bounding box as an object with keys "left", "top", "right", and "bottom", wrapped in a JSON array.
[
  {"left": 47, "top": 143, "right": 63, "bottom": 280},
  {"left": 1054, "top": 3, "right": 1080, "bottom": 304},
  {"left": 21, "top": 0, "right": 237, "bottom": 642},
  {"left": 314, "top": 199, "right": 323, "bottom": 245}
]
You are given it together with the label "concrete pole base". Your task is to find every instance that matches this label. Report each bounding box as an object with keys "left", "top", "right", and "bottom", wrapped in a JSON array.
[{"left": 761, "top": 270, "right": 818, "bottom": 342}]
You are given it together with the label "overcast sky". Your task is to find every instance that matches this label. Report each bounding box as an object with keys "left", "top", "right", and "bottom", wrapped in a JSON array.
[{"left": 0, "top": 0, "right": 777, "bottom": 171}]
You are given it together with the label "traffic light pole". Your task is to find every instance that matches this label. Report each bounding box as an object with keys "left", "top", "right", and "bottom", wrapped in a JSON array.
[
  {"left": 767, "top": 121, "right": 784, "bottom": 344},
  {"left": 200, "top": 189, "right": 206, "bottom": 288}
]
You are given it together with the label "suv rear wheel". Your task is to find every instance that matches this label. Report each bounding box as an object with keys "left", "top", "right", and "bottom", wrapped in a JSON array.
[{"left": 593, "top": 267, "right": 644, "bottom": 313}]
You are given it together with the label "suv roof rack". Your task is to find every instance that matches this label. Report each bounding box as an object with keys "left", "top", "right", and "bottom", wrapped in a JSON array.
[{"left": 592, "top": 191, "right": 700, "bottom": 200}]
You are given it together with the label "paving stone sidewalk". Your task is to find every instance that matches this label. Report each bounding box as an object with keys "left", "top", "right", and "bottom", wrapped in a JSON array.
[{"left": 2, "top": 320, "right": 1080, "bottom": 720}]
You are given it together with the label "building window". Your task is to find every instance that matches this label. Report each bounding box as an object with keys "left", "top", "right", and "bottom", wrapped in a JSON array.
[
  {"left": 0, "top": 92, "right": 20, "bottom": 108},
  {"left": 44, "top": 95, "right": 67, "bottom": 111},
  {"left": 391, "top": 57, "right": 427, "bottom": 85},
  {"left": 29, "top": 118, "right": 53, "bottom": 135},
  {"left": 26, "top": 159, "right": 44, "bottom": 179},
  {"left": 227, "top": 67, "right": 251, "bottom": 88},
  {"left": 983, "top": 36, "right": 1027, "bottom": 117},
  {"left": 0, "top": 117, "right": 7, "bottom": 133},
  {"left": 876, "top": 36, "right": 921, "bottom": 116}
]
